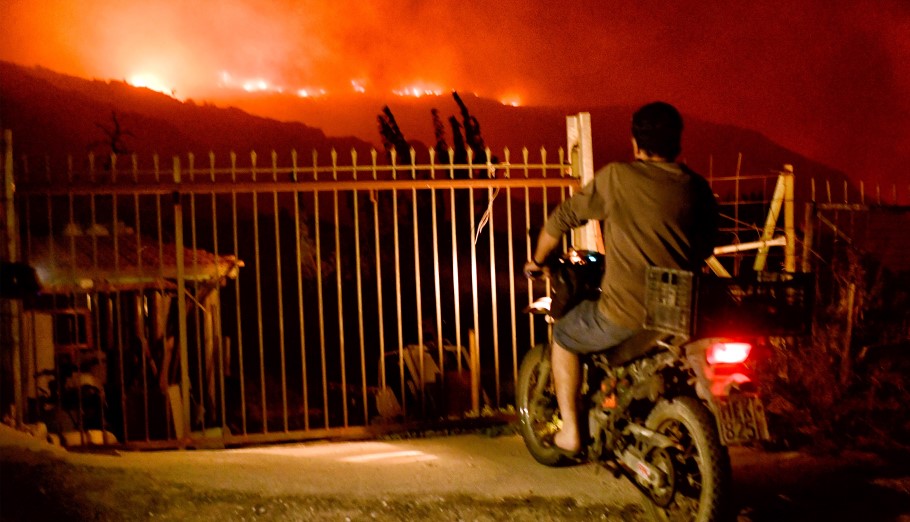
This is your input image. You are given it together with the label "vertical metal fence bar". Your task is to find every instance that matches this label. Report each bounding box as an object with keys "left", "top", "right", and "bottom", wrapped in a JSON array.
[
  {"left": 352, "top": 150, "right": 368, "bottom": 425},
  {"left": 313, "top": 151, "right": 329, "bottom": 429},
  {"left": 230, "top": 152, "right": 247, "bottom": 436},
  {"left": 62, "top": 158, "right": 76, "bottom": 429},
  {"left": 22, "top": 193, "right": 31, "bottom": 270},
  {"left": 830, "top": 183, "right": 840, "bottom": 305},
  {"left": 734, "top": 153, "right": 742, "bottom": 275},
  {"left": 522, "top": 148, "right": 534, "bottom": 349},
  {"left": 173, "top": 156, "right": 191, "bottom": 443},
  {"left": 132, "top": 155, "right": 151, "bottom": 442},
  {"left": 19, "top": 166, "right": 31, "bottom": 434},
  {"left": 42, "top": 162, "right": 57, "bottom": 431},
  {"left": 331, "top": 150, "right": 349, "bottom": 427},
  {"left": 92, "top": 294, "right": 103, "bottom": 443},
  {"left": 113, "top": 289, "right": 125, "bottom": 443},
  {"left": 372, "top": 150, "right": 387, "bottom": 390},
  {"left": 392, "top": 152, "right": 405, "bottom": 416},
  {"left": 185, "top": 157, "right": 200, "bottom": 436},
  {"left": 291, "top": 150, "right": 309, "bottom": 431},
  {"left": 504, "top": 149, "right": 518, "bottom": 393},
  {"left": 188, "top": 154, "right": 205, "bottom": 434},
  {"left": 486, "top": 160, "right": 500, "bottom": 408},
  {"left": 468, "top": 151, "right": 480, "bottom": 412},
  {"left": 111, "top": 155, "right": 125, "bottom": 442},
  {"left": 209, "top": 151, "right": 226, "bottom": 438},
  {"left": 133, "top": 293, "right": 149, "bottom": 442},
  {"left": 154, "top": 155, "right": 172, "bottom": 438},
  {"left": 539, "top": 148, "right": 548, "bottom": 216},
  {"left": 449, "top": 151, "right": 462, "bottom": 372},
  {"left": 250, "top": 152, "right": 268, "bottom": 434},
  {"left": 271, "top": 151, "right": 289, "bottom": 432},
  {"left": 429, "top": 150, "right": 444, "bottom": 389},
  {"left": 19, "top": 233, "right": 32, "bottom": 437},
  {"left": 80, "top": 154, "right": 97, "bottom": 440},
  {"left": 540, "top": 149, "right": 551, "bottom": 299},
  {"left": 410, "top": 149, "right": 425, "bottom": 415},
  {"left": 3, "top": 152, "right": 20, "bottom": 430},
  {"left": 44, "top": 161, "right": 55, "bottom": 271}
]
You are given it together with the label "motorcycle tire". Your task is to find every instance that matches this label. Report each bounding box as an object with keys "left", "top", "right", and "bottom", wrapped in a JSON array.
[
  {"left": 516, "top": 343, "right": 571, "bottom": 467},
  {"left": 641, "top": 396, "right": 732, "bottom": 522}
]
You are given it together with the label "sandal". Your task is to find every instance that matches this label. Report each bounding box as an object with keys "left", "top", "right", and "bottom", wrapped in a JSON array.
[{"left": 542, "top": 432, "right": 585, "bottom": 461}]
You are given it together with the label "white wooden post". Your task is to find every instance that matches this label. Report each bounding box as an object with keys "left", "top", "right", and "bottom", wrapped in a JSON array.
[
  {"left": 783, "top": 165, "right": 796, "bottom": 272},
  {"left": 753, "top": 164, "right": 796, "bottom": 272},
  {"left": 566, "top": 113, "right": 603, "bottom": 252}
]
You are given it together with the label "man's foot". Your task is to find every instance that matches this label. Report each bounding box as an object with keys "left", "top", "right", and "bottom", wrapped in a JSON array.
[{"left": 553, "top": 429, "right": 581, "bottom": 454}]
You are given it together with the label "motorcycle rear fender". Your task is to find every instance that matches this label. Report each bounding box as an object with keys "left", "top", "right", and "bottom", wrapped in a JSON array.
[
  {"left": 685, "top": 338, "right": 772, "bottom": 445},
  {"left": 684, "top": 338, "right": 756, "bottom": 405}
]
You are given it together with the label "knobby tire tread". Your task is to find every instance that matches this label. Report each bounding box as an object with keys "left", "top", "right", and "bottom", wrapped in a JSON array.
[{"left": 645, "top": 396, "right": 732, "bottom": 522}]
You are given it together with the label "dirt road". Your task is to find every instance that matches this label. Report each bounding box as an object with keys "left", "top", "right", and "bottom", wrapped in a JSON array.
[{"left": 1, "top": 425, "right": 909, "bottom": 521}]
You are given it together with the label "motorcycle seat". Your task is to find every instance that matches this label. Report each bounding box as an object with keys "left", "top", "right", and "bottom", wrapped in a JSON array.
[{"left": 604, "top": 328, "right": 681, "bottom": 367}]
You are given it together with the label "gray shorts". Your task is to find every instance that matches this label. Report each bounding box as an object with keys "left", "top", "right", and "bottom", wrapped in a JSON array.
[{"left": 552, "top": 299, "right": 636, "bottom": 354}]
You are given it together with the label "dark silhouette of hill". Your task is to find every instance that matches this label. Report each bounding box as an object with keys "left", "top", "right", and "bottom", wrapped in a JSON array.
[
  {"left": 1, "top": 60, "right": 852, "bottom": 202},
  {"left": 0, "top": 61, "right": 368, "bottom": 167},
  {"left": 215, "top": 88, "right": 852, "bottom": 202}
]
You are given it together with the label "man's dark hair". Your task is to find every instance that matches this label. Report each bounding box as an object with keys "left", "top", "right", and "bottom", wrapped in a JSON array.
[{"left": 631, "top": 102, "right": 683, "bottom": 161}]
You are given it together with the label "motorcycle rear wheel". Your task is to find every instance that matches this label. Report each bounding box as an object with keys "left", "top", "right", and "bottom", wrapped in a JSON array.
[
  {"left": 516, "top": 344, "right": 571, "bottom": 466},
  {"left": 641, "top": 397, "right": 732, "bottom": 522}
]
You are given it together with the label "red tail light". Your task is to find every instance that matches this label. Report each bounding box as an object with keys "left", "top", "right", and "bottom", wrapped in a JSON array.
[{"left": 706, "top": 342, "right": 752, "bottom": 364}]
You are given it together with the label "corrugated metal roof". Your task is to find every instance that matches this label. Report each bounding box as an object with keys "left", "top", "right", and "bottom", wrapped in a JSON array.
[{"left": 27, "top": 232, "right": 243, "bottom": 292}]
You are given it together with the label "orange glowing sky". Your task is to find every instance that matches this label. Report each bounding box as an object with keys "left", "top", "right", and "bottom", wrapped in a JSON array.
[{"left": 2, "top": 0, "right": 909, "bottom": 185}]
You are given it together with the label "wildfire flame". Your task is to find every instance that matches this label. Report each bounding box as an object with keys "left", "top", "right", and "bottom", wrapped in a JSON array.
[
  {"left": 128, "top": 68, "right": 513, "bottom": 104},
  {"left": 127, "top": 73, "right": 175, "bottom": 97}
]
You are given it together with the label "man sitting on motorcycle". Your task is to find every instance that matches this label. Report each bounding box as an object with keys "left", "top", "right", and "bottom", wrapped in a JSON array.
[{"left": 524, "top": 101, "right": 718, "bottom": 456}]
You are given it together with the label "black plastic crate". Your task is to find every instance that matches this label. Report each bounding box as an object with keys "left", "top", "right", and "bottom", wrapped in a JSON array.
[
  {"left": 644, "top": 267, "right": 694, "bottom": 336},
  {"left": 695, "top": 272, "right": 815, "bottom": 337}
]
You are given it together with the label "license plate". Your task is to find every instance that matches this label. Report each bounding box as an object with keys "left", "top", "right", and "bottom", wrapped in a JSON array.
[{"left": 717, "top": 394, "right": 770, "bottom": 445}]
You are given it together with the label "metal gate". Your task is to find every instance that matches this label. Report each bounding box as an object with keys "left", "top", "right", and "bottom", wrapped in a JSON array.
[
  {"left": 2, "top": 128, "right": 580, "bottom": 449},
  {"left": 1, "top": 123, "right": 835, "bottom": 450}
]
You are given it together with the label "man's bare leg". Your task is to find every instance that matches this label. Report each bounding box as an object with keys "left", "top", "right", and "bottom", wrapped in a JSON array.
[{"left": 551, "top": 341, "right": 581, "bottom": 453}]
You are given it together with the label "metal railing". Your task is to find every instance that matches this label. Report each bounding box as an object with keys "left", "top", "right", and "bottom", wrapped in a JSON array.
[
  {"left": 6, "top": 126, "right": 871, "bottom": 450},
  {"left": 8, "top": 143, "right": 577, "bottom": 449}
]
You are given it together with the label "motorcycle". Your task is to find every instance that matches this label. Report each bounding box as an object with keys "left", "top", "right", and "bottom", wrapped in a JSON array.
[{"left": 517, "top": 249, "right": 812, "bottom": 521}]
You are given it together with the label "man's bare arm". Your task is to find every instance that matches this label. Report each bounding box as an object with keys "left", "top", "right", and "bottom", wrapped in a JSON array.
[{"left": 523, "top": 228, "right": 562, "bottom": 276}]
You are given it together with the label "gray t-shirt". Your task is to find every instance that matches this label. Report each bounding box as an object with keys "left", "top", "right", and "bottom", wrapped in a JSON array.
[{"left": 544, "top": 160, "right": 718, "bottom": 329}]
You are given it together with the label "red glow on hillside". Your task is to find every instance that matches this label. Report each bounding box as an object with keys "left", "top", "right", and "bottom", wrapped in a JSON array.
[{"left": 1, "top": 0, "right": 909, "bottom": 187}]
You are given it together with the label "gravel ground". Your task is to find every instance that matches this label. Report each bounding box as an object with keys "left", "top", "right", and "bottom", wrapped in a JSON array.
[{"left": 2, "top": 424, "right": 910, "bottom": 521}]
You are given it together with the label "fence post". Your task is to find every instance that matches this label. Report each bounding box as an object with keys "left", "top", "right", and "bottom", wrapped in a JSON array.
[
  {"left": 801, "top": 201, "right": 816, "bottom": 273},
  {"left": 566, "top": 113, "right": 602, "bottom": 252},
  {"left": 3, "top": 130, "right": 17, "bottom": 262},
  {"left": 841, "top": 282, "right": 856, "bottom": 386},
  {"left": 469, "top": 329, "right": 479, "bottom": 415},
  {"left": 173, "top": 157, "right": 191, "bottom": 444},
  {"left": 754, "top": 165, "right": 795, "bottom": 272},
  {"left": 2, "top": 129, "right": 24, "bottom": 427},
  {"left": 783, "top": 165, "right": 796, "bottom": 272}
]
